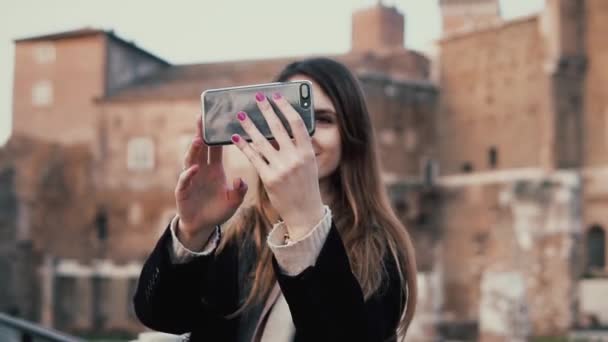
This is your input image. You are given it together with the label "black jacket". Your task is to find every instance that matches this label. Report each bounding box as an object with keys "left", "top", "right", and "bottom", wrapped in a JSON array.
[{"left": 133, "top": 221, "right": 406, "bottom": 342}]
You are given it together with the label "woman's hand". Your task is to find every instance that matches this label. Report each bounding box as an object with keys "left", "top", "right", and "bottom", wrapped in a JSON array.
[
  {"left": 231, "top": 92, "right": 325, "bottom": 240},
  {"left": 174, "top": 115, "right": 248, "bottom": 249}
]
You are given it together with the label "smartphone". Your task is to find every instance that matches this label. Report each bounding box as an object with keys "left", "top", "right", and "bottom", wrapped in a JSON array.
[{"left": 201, "top": 80, "right": 315, "bottom": 145}]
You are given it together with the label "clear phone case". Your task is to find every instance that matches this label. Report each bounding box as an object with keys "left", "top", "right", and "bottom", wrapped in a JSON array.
[{"left": 201, "top": 80, "right": 315, "bottom": 145}]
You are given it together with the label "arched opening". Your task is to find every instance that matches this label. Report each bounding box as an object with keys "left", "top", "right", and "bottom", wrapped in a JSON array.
[{"left": 587, "top": 225, "right": 606, "bottom": 273}]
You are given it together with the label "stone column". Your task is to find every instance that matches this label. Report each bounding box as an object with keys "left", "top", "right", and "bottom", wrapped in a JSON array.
[
  {"left": 105, "top": 277, "right": 130, "bottom": 331},
  {"left": 404, "top": 271, "right": 442, "bottom": 341},
  {"left": 40, "top": 255, "right": 55, "bottom": 328},
  {"left": 479, "top": 271, "right": 530, "bottom": 341},
  {"left": 481, "top": 172, "right": 581, "bottom": 339}
]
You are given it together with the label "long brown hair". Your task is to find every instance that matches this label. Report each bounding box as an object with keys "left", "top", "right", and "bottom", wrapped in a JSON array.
[{"left": 220, "top": 57, "right": 417, "bottom": 336}]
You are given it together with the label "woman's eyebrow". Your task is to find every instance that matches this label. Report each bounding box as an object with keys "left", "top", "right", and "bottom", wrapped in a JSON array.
[{"left": 316, "top": 108, "right": 336, "bottom": 115}]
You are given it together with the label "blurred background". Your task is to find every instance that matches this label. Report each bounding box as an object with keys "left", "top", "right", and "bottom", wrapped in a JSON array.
[{"left": 0, "top": 0, "right": 606, "bottom": 341}]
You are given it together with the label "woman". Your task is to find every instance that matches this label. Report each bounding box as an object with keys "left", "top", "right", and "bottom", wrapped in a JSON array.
[{"left": 134, "top": 58, "right": 417, "bottom": 342}]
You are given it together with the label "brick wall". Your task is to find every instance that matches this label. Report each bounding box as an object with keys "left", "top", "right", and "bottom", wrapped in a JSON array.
[
  {"left": 352, "top": 5, "right": 405, "bottom": 52},
  {"left": 437, "top": 171, "right": 581, "bottom": 338},
  {"left": 440, "top": 0, "right": 501, "bottom": 35},
  {"left": 583, "top": 0, "right": 608, "bottom": 167},
  {"left": 12, "top": 35, "right": 106, "bottom": 145},
  {"left": 361, "top": 76, "right": 438, "bottom": 181},
  {"left": 0, "top": 150, "right": 19, "bottom": 315},
  {"left": 438, "top": 17, "right": 545, "bottom": 175},
  {"left": 580, "top": 0, "right": 608, "bottom": 288}
]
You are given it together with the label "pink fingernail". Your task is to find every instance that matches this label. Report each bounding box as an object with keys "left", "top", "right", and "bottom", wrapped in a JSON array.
[
  {"left": 272, "top": 92, "right": 282, "bottom": 100},
  {"left": 231, "top": 134, "right": 240, "bottom": 143},
  {"left": 237, "top": 111, "right": 246, "bottom": 121},
  {"left": 192, "top": 138, "right": 202, "bottom": 146},
  {"left": 255, "top": 92, "right": 265, "bottom": 102}
]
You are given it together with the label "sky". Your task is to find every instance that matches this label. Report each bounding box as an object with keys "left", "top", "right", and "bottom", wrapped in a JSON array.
[{"left": 0, "top": 0, "right": 544, "bottom": 146}]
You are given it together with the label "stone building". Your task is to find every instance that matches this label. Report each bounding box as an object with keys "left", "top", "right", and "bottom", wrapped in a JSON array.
[
  {"left": 434, "top": 0, "right": 607, "bottom": 340},
  {"left": 1, "top": 0, "right": 607, "bottom": 340}
]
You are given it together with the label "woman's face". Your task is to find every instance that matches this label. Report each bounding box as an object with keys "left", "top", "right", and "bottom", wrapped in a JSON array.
[{"left": 287, "top": 75, "right": 342, "bottom": 181}]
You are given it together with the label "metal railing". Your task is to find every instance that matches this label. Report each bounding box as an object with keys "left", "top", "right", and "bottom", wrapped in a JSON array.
[{"left": 0, "top": 312, "right": 85, "bottom": 342}]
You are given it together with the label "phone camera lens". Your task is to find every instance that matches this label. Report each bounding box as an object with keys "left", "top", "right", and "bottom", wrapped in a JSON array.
[{"left": 300, "top": 84, "right": 310, "bottom": 99}]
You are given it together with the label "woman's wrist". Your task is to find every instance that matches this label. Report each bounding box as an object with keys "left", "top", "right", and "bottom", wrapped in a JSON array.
[
  {"left": 284, "top": 205, "right": 326, "bottom": 241},
  {"left": 176, "top": 219, "right": 216, "bottom": 251}
]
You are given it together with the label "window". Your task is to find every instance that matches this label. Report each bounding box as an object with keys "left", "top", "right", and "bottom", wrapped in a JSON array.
[
  {"left": 32, "top": 80, "right": 53, "bottom": 107},
  {"left": 417, "top": 213, "right": 428, "bottom": 225},
  {"left": 17, "top": 202, "right": 30, "bottom": 241},
  {"left": 404, "top": 129, "right": 417, "bottom": 151},
  {"left": 387, "top": 183, "right": 407, "bottom": 214},
  {"left": 394, "top": 199, "right": 407, "bottom": 213},
  {"left": 127, "top": 137, "right": 155, "bottom": 171},
  {"left": 489, "top": 147, "right": 498, "bottom": 169},
  {"left": 384, "top": 84, "right": 398, "bottom": 98},
  {"left": 379, "top": 130, "right": 396, "bottom": 145},
  {"left": 587, "top": 225, "right": 606, "bottom": 273},
  {"left": 34, "top": 43, "right": 56, "bottom": 64},
  {"left": 95, "top": 208, "right": 108, "bottom": 241},
  {"left": 128, "top": 202, "right": 143, "bottom": 225},
  {"left": 422, "top": 158, "right": 439, "bottom": 186}
]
